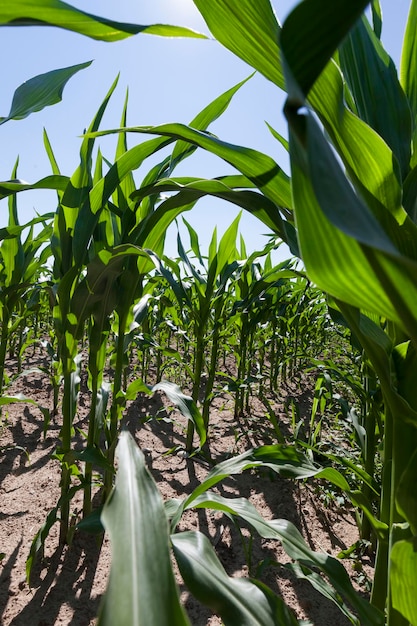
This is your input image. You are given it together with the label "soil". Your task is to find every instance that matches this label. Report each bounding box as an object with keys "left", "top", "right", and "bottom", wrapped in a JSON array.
[{"left": 0, "top": 348, "right": 374, "bottom": 625}]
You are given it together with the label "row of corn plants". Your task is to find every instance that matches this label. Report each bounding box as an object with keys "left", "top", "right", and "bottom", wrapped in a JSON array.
[
  {"left": 2, "top": 0, "right": 414, "bottom": 624},
  {"left": 1, "top": 32, "right": 342, "bottom": 625},
  {"left": 107, "top": 0, "right": 412, "bottom": 623},
  {"left": 69, "top": 0, "right": 417, "bottom": 623}
]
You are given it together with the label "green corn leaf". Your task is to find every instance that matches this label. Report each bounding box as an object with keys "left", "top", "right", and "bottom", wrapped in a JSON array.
[
  {"left": 98, "top": 432, "right": 189, "bottom": 626},
  {"left": 0, "top": 394, "right": 37, "bottom": 406},
  {"left": 216, "top": 212, "right": 241, "bottom": 275},
  {"left": 178, "top": 493, "right": 383, "bottom": 626},
  {"left": 133, "top": 177, "right": 287, "bottom": 244},
  {"left": 348, "top": 491, "right": 388, "bottom": 541},
  {"left": 26, "top": 505, "right": 59, "bottom": 584},
  {"left": 281, "top": 0, "right": 368, "bottom": 98},
  {"left": 0, "top": 62, "right": 92, "bottom": 125},
  {"left": 170, "top": 74, "right": 254, "bottom": 171},
  {"left": 169, "top": 445, "right": 350, "bottom": 529},
  {"left": 70, "top": 245, "right": 153, "bottom": 339},
  {"left": 0, "top": 175, "right": 68, "bottom": 200},
  {"left": 339, "top": 17, "right": 412, "bottom": 179},
  {"left": 57, "top": 75, "right": 121, "bottom": 271},
  {"left": 401, "top": 0, "right": 417, "bottom": 166},
  {"left": 72, "top": 136, "right": 173, "bottom": 260},
  {"left": 43, "top": 128, "right": 61, "bottom": 174},
  {"left": 152, "top": 381, "right": 206, "bottom": 451},
  {"left": 182, "top": 218, "right": 204, "bottom": 265},
  {"left": 113, "top": 91, "right": 136, "bottom": 215},
  {"left": 192, "top": 0, "right": 283, "bottom": 89},
  {"left": 1, "top": 161, "right": 24, "bottom": 287},
  {"left": 287, "top": 562, "right": 361, "bottom": 625},
  {"left": 0, "top": 0, "right": 206, "bottom": 41},
  {"left": 307, "top": 59, "right": 411, "bottom": 236},
  {"left": 172, "top": 531, "right": 300, "bottom": 626},
  {"left": 286, "top": 105, "right": 417, "bottom": 339},
  {"left": 88, "top": 124, "right": 292, "bottom": 216},
  {"left": 396, "top": 448, "right": 417, "bottom": 535},
  {"left": 390, "top": 537, "right": 417, "bottom": 625},
  {"left": 338, "top": 304, "right": 417, "bottom": 427},
  {"left": 26, "top": 484, "right": 80, "bottom": 583},
  {"left": 370, "top": 0, "right": 382, "bottom": 37},
  {"left": 0, "top": 215, "right": 53, "bottom": 241},
  {"left": 64, "top": 74, "right": 119, "bottom": 211}
]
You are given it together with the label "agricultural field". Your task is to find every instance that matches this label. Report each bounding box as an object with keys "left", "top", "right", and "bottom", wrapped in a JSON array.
[
  {"left": 1, "top": 1, "right": 417, "bottom": 625},
  {"left": 0, "top": 255, "right": 373, "bottom": 625}
]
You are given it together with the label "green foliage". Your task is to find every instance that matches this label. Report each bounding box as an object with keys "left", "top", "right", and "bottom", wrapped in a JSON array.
[
  {"left": 98, "top": 432, "right": 189, "bottom": 626},
  {"left": 0, "top": 62, "right": 92, "bottom": 125},
  {"left": 0, "top": 0, "right": 206, "bottom": 41},
  {"left": 4, "top": 0, "right": 417, "bottom": 624}
]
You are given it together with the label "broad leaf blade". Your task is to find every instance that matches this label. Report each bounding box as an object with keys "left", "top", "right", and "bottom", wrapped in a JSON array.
[
  {"left": 172, "top": 531, "right": 300, "bottom": 626},
  {"left": 170, "top": 74, "right": 254, "bottom": 171},
  {"left": 152, "top": 381, "right": 207, "bottom": 450},
  {"left": 0, "top": 0, "right": 206, "bottom": 41},
  {"left": 98, "top": 432, "right": 189, "bottom": 626},
  {"left": 88, "top": 123, "right": 292, "bottom": 218},
  {"left": 390, "top": 538, "right": 417, "bottom": 625},
  {"left": 175, "top": 494, "right": 383, "bottom": 626},
  {"left": 192, "top": 0, "right": 284, "bottom": 88},
  {"left": 285, "top": 105, "right": 417, "bottom": 340},
  {"left": 0, "top": 62, "right": 92, "bottom": 125},
  {"left": 0, "top": 175, "right": 68, "bottom": 200},
  {"left": 281, "top": 0, "right": 368, "bottom": 98},
  {"left": 339, "top": 17, "right": 412, "bottom": 179}
]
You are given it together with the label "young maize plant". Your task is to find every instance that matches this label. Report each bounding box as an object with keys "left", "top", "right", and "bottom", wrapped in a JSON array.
[
  {"left": 16, "top": 70, "right": 254, "bottom": 557},
  {"left": 185, "top": 1, "right": 417, "bottom": 623},
  {"left": 91, "top": 1, "right": 417, "bottom": 624},
  {"left": 3, "top": 0, "right": 417, "bottom": 624}
]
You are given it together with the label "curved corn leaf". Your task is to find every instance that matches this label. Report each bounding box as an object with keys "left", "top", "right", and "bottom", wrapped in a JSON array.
[
  {"left": 286, "top": 105, "right": 417, "bottom": 340},
  {"left": 287, "top": 561, "right": 362, "bottom": 625},
  {"left": 281, "top": 0, "right": 368, "bottom": 98},
  {"left": 172, "top": 531, "right": 300, "bottom": 626},
  {"left": 70, "top": 136, "right": 173, "bottom": 260},
  {"left": 70, "top": 245, "right": 153, "bottom": 340},
  {"left": 308, "top": 62, "right": 409, "bottom": 236},
  {"left": 339, "top": 17, "right": 412, "bottom": 179},
  {"left": 170, "top": 74, "right": 254, "bottom": 170},
  {"left": 191, "top": 0, "right": 284, "bottom": 89},
  {"left": 401, "top": 0, "right": 417, "bottom": 166},
  {"left": 0, "top": 0, "right": 206, "bottom": 41},
  {"left": 337, "top": 304, "right": 417, "bottom": 428},
  {"left": 98, "top": 432, "right": 189, "bottom": 626},
  {"left": 390, "top": 537, "right": 417, "bottom": 625},
  {"left": 169, "top": 445, "right": 350, "bottom": 530},
  {"left": 0, "top": 214, "right": 52, "bottom": 241},
  {"left": 176, "top": 493, "right": 383, "bottom": 626},
  {"left": 0, "top": 394, "right": 37, "bottom": 406},
  {"left": 152, "top": 381, "right": 206, "bottom": 451},
  {"left": 0, "top": 176, "right": 68, "bottom": 201},
  {"left": 131, "top": 176, "right": 287, "bottom": 236},
  {"left": 87, "top": 123, "right": 292, "bottom": 213},
  {"left": 0, "top": 61, "right": 92, "bottom": 125},
  {"left": 396, "top": 446, "right": 417, "bottom": 535}
]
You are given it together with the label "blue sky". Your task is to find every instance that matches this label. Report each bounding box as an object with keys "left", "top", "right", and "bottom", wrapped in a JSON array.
[{"left": 0, "top": 0, "right": 411, "bottom": 260}]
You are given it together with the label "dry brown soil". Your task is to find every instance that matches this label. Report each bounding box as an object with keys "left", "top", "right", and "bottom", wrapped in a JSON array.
[{"left": 0, "top": 349, "right": 374, "bottom": 625}]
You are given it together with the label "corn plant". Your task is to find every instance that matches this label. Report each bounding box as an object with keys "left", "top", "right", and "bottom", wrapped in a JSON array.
[
  {"left": 91, "top": 1, "right": 417, "bottom": 623},
  {"left": 180, "top": 1, "right": 417, "bottom": 623},
  {"left": 0, "top": 167, "right": 53, "bottom": 397},
  {"left": 17, "top": 66, "right": 254, "bottom": 551},
  {"left": 148, "top": 214, "right": 245, "bottom": 456},
  {"left": 98, "top": 431, "right": 384, "bottom": 626}
]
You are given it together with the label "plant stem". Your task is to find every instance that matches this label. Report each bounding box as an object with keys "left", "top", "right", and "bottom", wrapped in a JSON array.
[{"left": 59, "top": 369, "right": 73, "bottom": 544}]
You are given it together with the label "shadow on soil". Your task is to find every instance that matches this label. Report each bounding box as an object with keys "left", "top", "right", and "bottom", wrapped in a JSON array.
[{"left": 6, "top": 533, "right": 102, "bottom": 626}]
